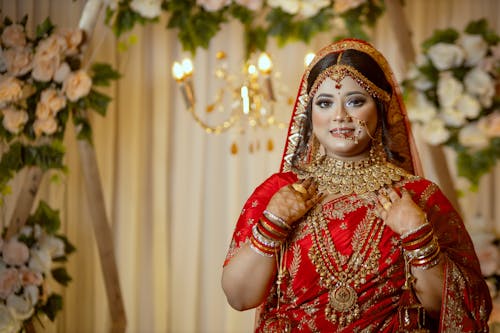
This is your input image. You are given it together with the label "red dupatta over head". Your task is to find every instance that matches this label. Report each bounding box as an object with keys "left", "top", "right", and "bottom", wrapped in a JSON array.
[{"left": 280, "top": 39, "right": 423, "bottom": 177}]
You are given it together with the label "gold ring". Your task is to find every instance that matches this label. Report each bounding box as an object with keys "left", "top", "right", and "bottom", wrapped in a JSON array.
[
  {"left": 383, "top": 202, "right": 392, "bottom": 210},
  {"left": 292, "top": 183, "right": 308, "bottom": 194}
]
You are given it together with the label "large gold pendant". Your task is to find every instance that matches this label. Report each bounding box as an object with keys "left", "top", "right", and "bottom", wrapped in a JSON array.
[{"left": 326, "top": 284, "right": 360, "bottom": 326}]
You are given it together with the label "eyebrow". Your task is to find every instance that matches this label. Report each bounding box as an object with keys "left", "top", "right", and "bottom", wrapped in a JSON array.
[{"left": 315, "top": 91, "right": 368, "bottom": 99}]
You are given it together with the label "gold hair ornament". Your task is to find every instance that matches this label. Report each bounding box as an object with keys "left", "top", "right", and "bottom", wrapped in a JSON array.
[{"left": 308, "top": 65, "right": 391, "bottom": 103}]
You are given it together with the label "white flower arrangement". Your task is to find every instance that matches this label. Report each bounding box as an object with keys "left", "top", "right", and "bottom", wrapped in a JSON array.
[
  {"left": 406, "top": 19, "right": 500, "bottom": 190},
  {"left": 106, "top": 0, "right": 383, "bottom": 57},
  {"left": 0, "top": 201, "right": 74, "bottom": 332}
]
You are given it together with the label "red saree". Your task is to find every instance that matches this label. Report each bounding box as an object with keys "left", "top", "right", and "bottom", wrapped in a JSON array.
[{"left": 224, "top": 171, "right": 492, "bottom": 332}]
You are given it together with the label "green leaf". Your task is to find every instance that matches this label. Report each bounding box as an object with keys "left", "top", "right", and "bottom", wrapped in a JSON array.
[
  {"left": 56, "top": 235, "right": 77, "bottom": 255},
  {"left": 27, "top": 200, "right": 61, "bottom": 234},
  {"left": 91, "top": 63, "right": 121, "bottom": 86},
  {"left": 35, "top": 17, "right": 55, "bottom": 39},
  {"left": 40, "top": 294, "right": 63, "bottom": 321},
  {"left": 422, "top": 28, "right": 459, "bottom": 52},
  {"left": 465, "top": 18, "right": 500, "bottom": 44},
  {"left": 51, "top": 267, "right": 72, "bottom": 286},
  {"left": 86, "top": 89, "right": 112, "bottom": 116}
]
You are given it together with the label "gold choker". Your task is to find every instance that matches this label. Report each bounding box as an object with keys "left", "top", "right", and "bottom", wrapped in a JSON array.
[{"left": 297, "top": 154, "right": 409, "bottom": 195}]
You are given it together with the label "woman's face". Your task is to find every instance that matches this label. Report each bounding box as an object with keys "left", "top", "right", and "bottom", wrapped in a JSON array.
[{"left": 311, "top": 76, "right": 378, "bottom": 160}]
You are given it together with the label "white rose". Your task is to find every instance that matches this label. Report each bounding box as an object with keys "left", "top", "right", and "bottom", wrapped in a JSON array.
[
  {"left": 440, "top": 107, "right": 466, "bottom": 127},
  {"left": 407, "top": 93, "right": 437, "bottom": 123},
  {"left": 268, "top": 0, "right": 299, "bottom": 14},
  {"left": 437, "top": 72, "right": 463, "bottom": 108},
  {"left": 23, "top": 285, "right": 39, "bottom": 307},
  {"left": 0, "top": 304, "right": 20, "bottom": 333},
  {"left": 28, "top": 249, "right": 52, "bottom": 274},
  {"left": 455, "top": 94, "right": 481, "bottom": 119},
  {"left": 300, "top": 0, "right": 330, "bottom": 18},
  {"left": 6, "top": 294, "right": 34, "bottom": 320},
  {"left": 459, "top": 34, "right": 488, "bottom": 66},
  {"left": 235, "top": 0, "right": 263, "bottom": 10},
  {"left": 39, "top": 235, "right": 65, "bottom": 258},
  {"left": 427, "top": 43, "right": 464, "bottom": 70},
  {"left": 130, "top": 0, "right": 162, "bottom": 18},
  {"left": 196, "top": 0, "right": 230, "bottom": 12},
  {"left": 0, "top": 76, "right": 23, "bottom": 105},
  {"left": 464, "top": 67, "right": 494, "bottom": 107},
  {"left": 1, "top": 107, "right": 28, "bottom": 134},
  {"left": 421, "top": 117, "right": 450, "bottom": 145},
  {"left": 458, "top": 122, "right": 489, "bottom": 150}
]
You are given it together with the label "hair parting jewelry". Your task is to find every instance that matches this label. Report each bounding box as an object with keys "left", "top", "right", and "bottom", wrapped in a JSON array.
[{"left": 308, "top": 65, "right": 391, "bottom": 103}]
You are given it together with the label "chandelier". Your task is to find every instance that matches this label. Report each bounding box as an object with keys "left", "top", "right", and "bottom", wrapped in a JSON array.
[{"left": 171, "top": 51, "right": 314, "bottom": 154}]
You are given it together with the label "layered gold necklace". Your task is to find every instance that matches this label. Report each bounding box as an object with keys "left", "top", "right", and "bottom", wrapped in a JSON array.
[
  {"left": 308, "top": 204, "right": 385, "bottom": 327},
  {"left": 297, "top": 144, "right": 408, "bottom": 195}
]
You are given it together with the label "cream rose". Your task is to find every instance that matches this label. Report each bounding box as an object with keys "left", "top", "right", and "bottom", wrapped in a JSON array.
[
  {"left": 455, "top": 93, "right": 480, "bottom": 119},
  {"left": 28, "top": 249, "right": 52, "bottom": 274},
  {"left": 1, "top": 24, "right": 26, "bottom": 48},
  {"left": 459, "top": 34, "right": 488, "bottom": 66},
  {"left": 2, "top": 240, "right": 29, "bottom": 266},
  {"left": 478, "top": 111, "right": 500, "bottom": 137},
  {"left": 23, "top": 285, "right": 39, "bottom": 307},
  {"left": 421, "top": 117, "right": 450, "bottom": 145},
  {"left": 0, "top": 76, "right": 23, "bottom": 105},
  {"left": 458, "top": 123, "right": 489, "bottom": 150},
  {"left": 2, "top": 107, "right": 28, "bottom": 134},
  {"left": 0, "top": 304, "right": 20, "bottom": 333},
  {"left": 440, "top": 107, "right": 466, "bottom": 127},
  {"left": 40, "top": 88, "right": 67, "bottom": 113},
  {"left": 19, "top": 269, "right": 43, "bottom": 287},
  {"left": 32, "top": 56, "right": 60, "bottom": 82},
  {"left": 333, "top": 0, "right": 366, "bottom": 14},
  {"left": 2, "top": 47, "right": 32, "bottom": 77},
  {"left": 0, "top": 269, "right": 20, "bottom": 299},
  {"left": 33, "top": 117, "right": 58, "bottom": 136},
  {"left": 437, "top": 72, "right": 463, "bottom": 108},
  {"left": 55, "top": 28, "right": 83, "bottom": 56},
  {"left": 54, "top": 62, "right": 71, "bottom": 83},
  {"left": 235, "top": 0, "right": 263, "bottom": 11},
  {"left": 464, "top": 67, "right": 494, "bottom": 107},
  {"left": 427, "top": 43, "right": 464, "bottom": 70},
  {"left": 196, "top": 0, "right": 230, "bottom": 12},
  {"left": 63, "top": 70, "right": 92, "bottom": 101},
  {"left": 35, "top": 35, "right": 66, "bottom": 62},
  {"left": 6, "top": 294, "right": 34, "bottom": 320}
]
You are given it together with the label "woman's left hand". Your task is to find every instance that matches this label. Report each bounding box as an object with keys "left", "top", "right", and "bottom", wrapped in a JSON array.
[{"left": 375, "top": 187, "right": 427, "bottom": 235}]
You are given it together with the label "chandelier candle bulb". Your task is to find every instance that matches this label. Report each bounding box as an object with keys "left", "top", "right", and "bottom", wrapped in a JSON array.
[{"left": 241, "top": 86, "right": 250, "bottom": 115}]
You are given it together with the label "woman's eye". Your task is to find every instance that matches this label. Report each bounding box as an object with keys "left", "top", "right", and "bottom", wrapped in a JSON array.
[
  {"left": 346, "top": 97, "right": 366, "bottom": 107},
  {"left": 315, "top": 99, "right": 333, "bottom": 108}
]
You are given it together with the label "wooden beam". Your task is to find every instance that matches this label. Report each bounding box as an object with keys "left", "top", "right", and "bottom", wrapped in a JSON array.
[{"left": 78, "top": 140, "right": 127, "bottom": 333}]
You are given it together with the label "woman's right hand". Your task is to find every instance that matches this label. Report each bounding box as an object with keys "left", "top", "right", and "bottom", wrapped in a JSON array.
[{"left": 265, "top": 177, "right": 322, "bottom": 226}]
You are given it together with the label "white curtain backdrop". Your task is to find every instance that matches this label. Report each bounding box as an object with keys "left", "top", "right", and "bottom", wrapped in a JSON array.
[{"left": 0, "top": 0, "right": 498, "bottom": 332}]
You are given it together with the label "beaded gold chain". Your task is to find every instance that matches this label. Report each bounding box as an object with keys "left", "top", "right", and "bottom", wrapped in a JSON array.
[{"left": 308, "top": 205, "right": 385, "bottom": 327}]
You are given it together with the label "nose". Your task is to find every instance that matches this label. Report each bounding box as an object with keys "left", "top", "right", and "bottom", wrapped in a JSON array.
[{"left": 333, "top": 104, "right": 351, "bottom": 122}]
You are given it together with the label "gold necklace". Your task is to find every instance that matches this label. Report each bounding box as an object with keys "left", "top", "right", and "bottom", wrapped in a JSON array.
[
  {"left": 297, "top": 145, "right": 408, "bottom": 195},
  {"left": 308, "top": 204, "right": 385, "bottom": 327}
]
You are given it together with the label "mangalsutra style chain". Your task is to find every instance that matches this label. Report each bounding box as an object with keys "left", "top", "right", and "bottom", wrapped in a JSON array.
[{"left": 308, "top": 205, "right": 385, "bottom": 327}]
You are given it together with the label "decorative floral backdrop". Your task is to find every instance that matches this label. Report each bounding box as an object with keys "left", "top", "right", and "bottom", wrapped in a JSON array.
[
  {"left": 406, "top": 19, "right": 500, "bottom": 191},
  {"left": 0, "top": 16, "right": 119, "bottom": 330},
  {"left": 105, "top": 0, "right": 384, "bottom": 56}
]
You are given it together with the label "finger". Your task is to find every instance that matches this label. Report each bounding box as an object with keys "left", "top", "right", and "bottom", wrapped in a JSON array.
[
  {"left": 387, "top": 187, "right": 400, "bottom": 203},
  {"left": 374, "top": 202, "right": 387, "bottom": 220}
]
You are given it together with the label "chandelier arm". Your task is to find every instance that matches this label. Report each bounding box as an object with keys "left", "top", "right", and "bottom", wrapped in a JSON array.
[{"left": 187, "top": 106, "right": 241, "bottom": 134}]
